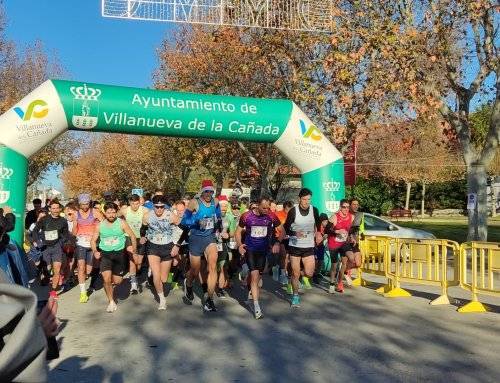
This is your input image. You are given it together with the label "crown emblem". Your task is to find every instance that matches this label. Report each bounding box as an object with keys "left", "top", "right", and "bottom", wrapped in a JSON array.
[
  {"left": 70, "top": 84, "right": 102, "bottom": 101},
  {"left": 0, "top": 163, "right": 14, "bottom": 180}
]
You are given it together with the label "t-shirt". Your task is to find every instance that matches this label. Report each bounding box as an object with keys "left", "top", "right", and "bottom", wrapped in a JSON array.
[
  {"left": 239, "top": 210, "right": 281, "bottom": 252},
  {"left": 32, "top": 215, "right": 69, "bottom": 248}
]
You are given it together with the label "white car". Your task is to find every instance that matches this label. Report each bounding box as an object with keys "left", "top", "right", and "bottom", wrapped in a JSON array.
[{"left": 362, "top": 213, "right": 435, "bottom": 239}]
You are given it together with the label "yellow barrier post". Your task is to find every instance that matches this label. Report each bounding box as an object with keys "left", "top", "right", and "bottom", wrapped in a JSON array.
[
  {"left": 357, "top": 236, "right": 393, "bottom": 292},
  {"left": 383, "top": 238, "right": 460, "bottom": 303},
  {"left": 457, "top": 241, "right": 500, "bottom": 313}
]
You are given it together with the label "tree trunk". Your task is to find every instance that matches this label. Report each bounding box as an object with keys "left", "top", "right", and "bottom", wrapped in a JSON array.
[
  {"left": 214, "top": 173, "right": 224, "bottom": 196},
  {"left": 405, "top": 182, "right": 411, "bottom": 210},
  {"left": 421, "top": 181, "right": 426, "bottom": 217},
  {"left": 467, "top": 163, "right": 488, "bottom": 241},
  {"left": 491, "top": 184, "right": 497, "bottom": 218}
]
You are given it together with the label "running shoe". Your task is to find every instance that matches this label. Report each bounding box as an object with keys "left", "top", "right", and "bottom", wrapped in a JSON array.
[
  {"left": 184, "top": 278, "right": 194, "bottom": 301},
  {"left": 106, "top": 301, "right": 117, "bottom": 313},
  {"left": 298, "top": 281, "right": 305, "bottom": 294},
  {"left": 216, "top": 289, "right": 227, "bottom": 299},
  {"left": 279, "top": 274, "right": 288, "bottom": 286},
  {"left": 171, "top": 282, "right": 179, "bottom": 291},
  {"left": 328, "top": 284, "right": 336, "bottom": 294},
  {"left": 272, "top": 266, "right": 279, "bottom": 281},
  {"left": 254, "top": 308, "right": 263, "bottom": 320},
  {"left": 203, "top": 297, "right": 217, "bottom": 312},
  {"left": 344, "top": 273, "right": 353, "bottom": 286},
  {"left": 286, "top": 282, "right": 293, "bottom": 295},
  {"left": 336, "top": 281, "right": 344, "bottom": 293},
  {"left": 290, "top": 295, "right": 300, "bottom": 308},
  {"left": 79, "top": 292, "right": 89, "bottom": 303},
  {"left": 302, "top": 276, "right": 312, "bottom": 289},
  {"left": 158, "top": 300, "right": 167, "bottom": 311},
  {"left": 130, "top": 283, "right": 139, "bottom": 295}
]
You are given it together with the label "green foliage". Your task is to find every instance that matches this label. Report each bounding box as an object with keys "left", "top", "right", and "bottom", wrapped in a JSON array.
[
  {"left": 469, "top": 103, "right": 492, "bottom": 149},
  {"left": 345, "top": 177, "right": 393, "bottom": 215}
]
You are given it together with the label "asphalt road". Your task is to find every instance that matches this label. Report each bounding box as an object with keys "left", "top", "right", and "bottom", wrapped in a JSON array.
[{"left": 47, "top": 275, "right": 500, "bottom": 383}]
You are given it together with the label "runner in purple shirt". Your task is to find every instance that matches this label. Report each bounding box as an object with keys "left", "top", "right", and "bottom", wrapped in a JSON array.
[{"left": 235, "top": 197, "right": 282, "bottom": 319}]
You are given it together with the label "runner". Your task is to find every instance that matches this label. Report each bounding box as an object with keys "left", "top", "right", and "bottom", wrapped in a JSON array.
[
  {"left": 215, "top": 196, "right": 236, "bottom": 298},
  {"left": 140, "top": 195, "right": 181, "bottom": 310},
  {"left": 181, "top": 180, "right": 221, "bottom": 312},
  {"left": 235, "top": 197, "right": 281, "bottom": 319},
  {"left": 121, "top": 194, "right": 147, "bottom": 294},
  {"left": 275, "top": 201, "right": 294, "bottom": 285},
  {"left": 283, "top": 189, "right": 324, "bottom": 308},
  {"left": 32, "top": 200, "right": 69, "bottom": 298},
  {"left": 72, "top": 194, "right": 102, "bottom": 303},
  {"left": 91, "top": 202, "right": 136, "bottom": 312},
  {"left": 326, "top": 199, "right": 354, "bottom": 293},
  {"left": 342, "top": 198, "right": 364, "bottom": 285}
]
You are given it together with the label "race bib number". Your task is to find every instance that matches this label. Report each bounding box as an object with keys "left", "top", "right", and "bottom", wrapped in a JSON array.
[
  {"left": 228, "top": 240, "right": 237, "bottom": 250},
  {"left": 199, "top": 218, "right": 214, "bottom": 230},
  {"left": 151, "top": 233, "right": 169, "bottom": 245},
  {"left": 251, "top": 226, "right": 268, "bottom": 238},
  {"left": 102, "top": 236, "right": 119, "bottom": 247},
  {"left": 217, "top": 243, "right": 223, "bottom": 252},
  {"left": 336, "top": 232, "right": 348, "bottom": 242},
  {"left": 44, "top": 230, "right": 58, "bottom": 241},
  {"left": 77, "top": 235, "right": 91, "bottom": 248}
]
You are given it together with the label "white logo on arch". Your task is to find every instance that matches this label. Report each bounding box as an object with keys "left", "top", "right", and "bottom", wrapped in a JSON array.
[{"left": 71, "top": 83, "right": 101, "bottom": 130}]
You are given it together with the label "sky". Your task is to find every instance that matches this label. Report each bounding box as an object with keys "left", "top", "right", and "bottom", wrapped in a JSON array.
[{"left": 4, "top": 0, "right": 176, "bottom": 190}]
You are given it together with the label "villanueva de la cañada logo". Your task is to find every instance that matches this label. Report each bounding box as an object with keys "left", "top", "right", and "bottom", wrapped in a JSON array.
[
  {"left": 299, "top": 119, "right": 322, "bottom": 141},
  {"left": 14, "top": 99, "right": 48, "bottom": 121},
  {"left": 0, "top": 162, "right": 14, "bottom": 204},
  {"left": 13, "top": 99, "right": 53, "bottom": 141},
  {"left": 70, "top": 83, "right": 102, "bottom": 129}
]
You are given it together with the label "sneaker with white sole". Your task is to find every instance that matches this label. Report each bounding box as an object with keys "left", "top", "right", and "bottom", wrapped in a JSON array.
[
  {"left": 254, "top": 309, "right": 263, "bottom": 319},
  {"left": 106, "top": 301, "right": 117, "bottom": 313},
  {"left": 344, "top": 274, "right": 353, "bottom": 286},
  {"left": 328, "top": 284, "right": 336, "bottom": 294},
  {"left": 158, "top": 300, "right": 167, "bottom": 311}
]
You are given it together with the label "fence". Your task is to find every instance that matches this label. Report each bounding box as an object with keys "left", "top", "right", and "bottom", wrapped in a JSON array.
[{"left": 354, "top": 237, "right": 498, "bottom": 313}]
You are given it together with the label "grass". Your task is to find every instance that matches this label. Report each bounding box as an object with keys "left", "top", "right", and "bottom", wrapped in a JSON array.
[{"left": 396, "top": 218, "right": 500, "bottom": 243}]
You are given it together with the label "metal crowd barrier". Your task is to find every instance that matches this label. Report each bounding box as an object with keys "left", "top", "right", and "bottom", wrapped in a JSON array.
[{"left": 458, "top": 242, "right": 500, "bottom": 313}]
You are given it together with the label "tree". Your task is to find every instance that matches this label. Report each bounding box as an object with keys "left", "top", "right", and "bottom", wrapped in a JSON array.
[
  {"left": 154, "top": 26, "right": 334, "bottom": 196},
  {"left": 323, "top": 1, "right": 498, "bottom": 240},
  {"left": 0, "top": 5, "right": 79, "bottom": 186}
]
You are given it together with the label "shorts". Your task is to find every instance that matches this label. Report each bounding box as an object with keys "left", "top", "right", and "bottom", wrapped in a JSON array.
[
  {"left": 42, "top": 245, "right": 64, "bottom": 264},
  {"left": 341, "top": 242, "right": 360, "bottom": 254},
  {"left": 147, "top": 242, "right": 174, "bottom": 262},
  {"left": 76, "top": 246, "right": 93, "bottom": 264},
  {"left": 189, "top": 234, "right": 216, "bottom": 257},
  {"left": 246, "top": 249, "right": 267, "bottom": 273},
  {"left": 125, "top": 237, "right": 146, "bottom": 256},
  {"left": 288, "top": 246, "right": 314, "bottom": 258},
  {"left": 314, "top": 244, "right": 325, "bottom": 262},
  {"left": 100, "top": 249, "right": 127, "bottom": 277}
]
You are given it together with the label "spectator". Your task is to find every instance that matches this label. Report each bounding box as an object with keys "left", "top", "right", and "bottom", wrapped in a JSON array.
[{"left": 25, "top": 198, "right": 43, "bottom": 231}]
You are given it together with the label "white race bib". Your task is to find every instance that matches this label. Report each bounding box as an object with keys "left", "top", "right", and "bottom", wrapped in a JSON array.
[
  {"left": 199, "top": 218, "right": 214, "bottom": 230},
  {"left": 251, "top": 226, "right": 268, "bottom": 238},
  {"left": 77, "top": 235, "right": 91, "bottom": 248},
  {"left": 336, "top": 232, "right": 348, "bottom": 242},
  {"left": 151, "top": 233, "right": 169, "bottom": 245},
  {"left": 44, "top": 230, "right": 58, "bottom": 241},
  {"left": 228, "top": 240, "right": 237, "bottom": 250},
  {"left": 217, "top": 243, "right": 223, "bottom": 252},
  {"left": 102, "top": 236, "right": 119, "bottom": 247}
]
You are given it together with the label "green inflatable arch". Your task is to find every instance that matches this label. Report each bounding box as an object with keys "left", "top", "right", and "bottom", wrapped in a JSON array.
[{"left": 0, "top": 80, "right": 344, "bottom": 243}]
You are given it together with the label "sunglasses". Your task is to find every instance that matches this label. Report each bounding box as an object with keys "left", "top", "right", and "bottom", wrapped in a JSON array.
[
  {"left": 154, "top": 205, "right": 166, "bottom": 209},
  {"left": 341, "top": 205, "right": 350, "bottom": 208}
]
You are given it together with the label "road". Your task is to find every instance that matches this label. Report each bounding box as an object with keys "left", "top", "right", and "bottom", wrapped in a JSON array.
[{"left": 48, "top": 276, "right": 500, "bottom": 383}]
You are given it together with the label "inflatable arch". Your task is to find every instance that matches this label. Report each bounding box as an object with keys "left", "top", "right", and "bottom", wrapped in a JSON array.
[{"left": 0, "top": 80, "right": 344, "bottom": 243}]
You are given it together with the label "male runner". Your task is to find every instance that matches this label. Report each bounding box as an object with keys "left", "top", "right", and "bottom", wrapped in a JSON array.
[
  {"left": 181, "top": 180, "right": 221, "bottom": 312},
  {"left": 72, "top": 194, "right": 102, "bottom": 302},
  {"left": 326, "top": 199, "right": 354, "bottom": 293},
  {"left": 283, "top": 189, "right": 324, "bottom": 308},
  {"left": 121, "top": 194, "right": 148, "bottom": 294},
  {"left": 91, "top": 202, "right": 136, "bottom": 312},
  {"left": 32, "top": 200, "right": 69, "bottom": 298},
  {"left": 235, "top": 197, "right": 281, "bottom": 319},
  {"left": 140, "top": 195, "right": 181, "bottom": 310}
]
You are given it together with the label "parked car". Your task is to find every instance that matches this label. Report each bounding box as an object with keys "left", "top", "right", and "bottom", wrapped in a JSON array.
[{"left": 363, "top": 213, "right": 435, "bottom": 239}]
